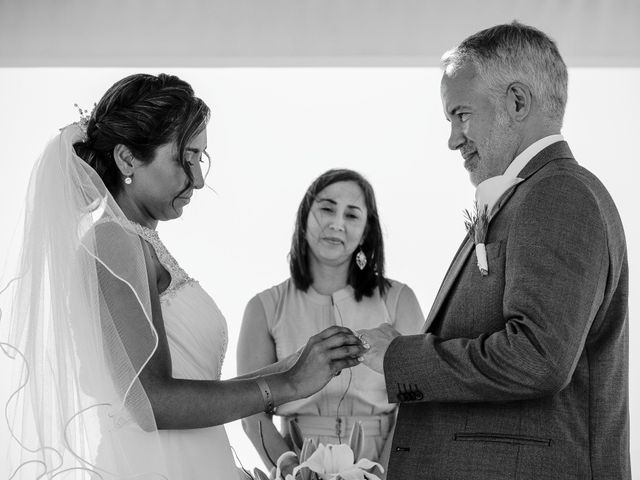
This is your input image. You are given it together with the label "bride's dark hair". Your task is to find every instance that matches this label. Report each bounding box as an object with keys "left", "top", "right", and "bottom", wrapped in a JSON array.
[
  {"left": 289, "top": 168, "right": 390, "bottom": 301},
  {"left": 73, "top": 73, "right": 210, "bottom": 199}
]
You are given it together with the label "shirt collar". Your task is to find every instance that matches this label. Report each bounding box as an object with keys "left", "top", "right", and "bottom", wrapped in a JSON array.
[{"left": 475, "top": 134, "right": 564, "bottom": 214}]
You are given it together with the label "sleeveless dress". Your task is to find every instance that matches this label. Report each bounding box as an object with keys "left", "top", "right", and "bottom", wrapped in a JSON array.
[
  {"left": 256, "top": 278, "right": 423, "bottom": 463},
  {"left": 134, "top": 224, "right": 240, "bottom": 480}
]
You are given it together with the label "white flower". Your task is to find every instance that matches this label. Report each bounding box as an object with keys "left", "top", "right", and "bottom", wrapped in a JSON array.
[
  {"left": 276, "top": 451, "right": 299, "bottom": 480},
  {"left": 464, "top": 202, "right": 490, "bottom": 276},
  {"left": 291, "top": 443, "right": 382, "bottom": 480},
  {"left": 469, "top": 175, "right": 523, "bottom": 277}
]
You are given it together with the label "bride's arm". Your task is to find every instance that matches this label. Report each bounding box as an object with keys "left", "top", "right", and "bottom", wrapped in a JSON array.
[
  {"left": 237, "top": 295, "right": 296, "bottom": 470},
  {"left": 233, "top": 352, "right": 299, "bottom": 380},
  {"left": 98, "top": 237, "right": 364, "bottom": 430}
]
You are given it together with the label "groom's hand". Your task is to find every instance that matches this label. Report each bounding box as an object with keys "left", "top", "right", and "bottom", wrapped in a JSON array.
[{"left": 357, "top": 324, "right": 401, "bottom": 374}]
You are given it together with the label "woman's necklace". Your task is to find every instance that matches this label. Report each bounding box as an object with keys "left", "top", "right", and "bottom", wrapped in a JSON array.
[{"left": 331, "top": 295, "right": 353, "bottom": 444}]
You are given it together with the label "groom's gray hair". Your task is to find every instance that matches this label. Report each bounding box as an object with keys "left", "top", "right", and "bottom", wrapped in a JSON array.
[{"left": 441, "top": 21, "right": 568, "bottom": 129}]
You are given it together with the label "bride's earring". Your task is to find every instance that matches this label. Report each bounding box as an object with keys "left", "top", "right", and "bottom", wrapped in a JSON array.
[
  {"left": 355, "top": 248, "right": 367, "bottom": 270},
  {"left": 124, "top": 175, "right": 133, "bottom": 185}
]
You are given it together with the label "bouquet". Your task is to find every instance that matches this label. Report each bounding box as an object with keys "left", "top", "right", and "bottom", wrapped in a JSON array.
[{"left": 248, "top": 420, "right": 383, "bottom": 480}]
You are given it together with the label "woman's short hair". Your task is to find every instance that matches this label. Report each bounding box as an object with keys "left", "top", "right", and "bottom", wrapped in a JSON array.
[
  {"left": 289, "top": 168, "right": 390, "bottom": 301},
  {"left": 73, "top": 73, "right": 210, "bottom": 200}
]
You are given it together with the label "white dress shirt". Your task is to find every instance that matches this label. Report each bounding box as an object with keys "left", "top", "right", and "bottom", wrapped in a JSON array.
[{"left": 475, "top": 134, "right": 565, "bottom": 215}]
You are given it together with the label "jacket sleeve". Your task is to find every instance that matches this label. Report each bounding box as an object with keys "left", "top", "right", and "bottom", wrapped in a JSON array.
[{"left": 384, "top": 174, "right": 609, "bottom": 403}]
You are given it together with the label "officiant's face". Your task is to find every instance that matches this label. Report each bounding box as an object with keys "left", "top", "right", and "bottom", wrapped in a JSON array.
[
  {"left": 306, "top": 181, "right": 368, "bottom": 269},
  {"left": 441, "top": 63, "right": 518, "bottom": 186}
]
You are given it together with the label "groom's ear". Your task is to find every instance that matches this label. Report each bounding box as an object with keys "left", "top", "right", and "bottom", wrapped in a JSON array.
[{"left": 505, "top": 82, "right": 531, "bottom": 122}]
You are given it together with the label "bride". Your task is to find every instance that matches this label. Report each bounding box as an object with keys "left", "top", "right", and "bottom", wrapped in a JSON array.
[{"left": 0, "top": 73, "right": 367, "bottom": 479}]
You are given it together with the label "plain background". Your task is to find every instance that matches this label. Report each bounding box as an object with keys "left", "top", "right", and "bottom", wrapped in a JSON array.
[
  {"left": 1, "top": 0, "right": 639, "bottom": 474},
  {"left": 0, "top": 66, "right": 637, "bottom": 474}
]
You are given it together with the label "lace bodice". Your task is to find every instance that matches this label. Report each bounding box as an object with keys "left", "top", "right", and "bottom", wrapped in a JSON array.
[
  {"left": 128, "top": 222, "right": 227, "bottom": 381},
  {"left": 130, "top": 222, "right": 198, "bottom": 298}
]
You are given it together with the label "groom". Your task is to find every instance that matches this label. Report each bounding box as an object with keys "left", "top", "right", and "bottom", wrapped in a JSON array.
[{"left": 361, "top": 22, "right": 630, "bottom": 479}]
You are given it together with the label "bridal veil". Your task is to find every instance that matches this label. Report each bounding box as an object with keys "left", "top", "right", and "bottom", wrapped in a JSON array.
[{"left": 0, "top": 124, "right": 169, "bottom": 479}]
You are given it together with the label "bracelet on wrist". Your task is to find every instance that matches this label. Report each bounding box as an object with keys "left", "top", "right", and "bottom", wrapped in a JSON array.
[{"left": 255, "top": 377, "right": 275, "bottom": 414}]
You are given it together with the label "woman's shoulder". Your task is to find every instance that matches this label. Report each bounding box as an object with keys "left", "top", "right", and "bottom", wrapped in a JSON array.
[
  {"left": 381, "top": 278, "right": 421, "bottom": 315},
  {"left": 381, "top": 279, "right": 424, "bottom": 333},
  {"left": 382, "top": 278, "right": 410, "bottom": 298},
  {"left": 89, "top": 218, "right": 148, "bottom": 267},
  {"left": 252, "top": 278, "right": 294, "bottom": 316},
  {"left": 256, "top": 278, "right": 294, "bottom": 302},
  {"left": 385, "top": 278, "right": 406, "bottom": 289}
]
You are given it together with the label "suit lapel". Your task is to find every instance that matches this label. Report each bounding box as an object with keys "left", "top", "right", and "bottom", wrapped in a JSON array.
[
  {"left": 488, "top": 182, "right": 519, "bottom": 220},
  {"left": 488, "top": 141, "right": 575, "bottom": 220},
  {"left": 422, "top": 236, "right": 473, "bottom": 332},
  {"left": 421, "top": 141, "right": 576, "bottom": 334}
]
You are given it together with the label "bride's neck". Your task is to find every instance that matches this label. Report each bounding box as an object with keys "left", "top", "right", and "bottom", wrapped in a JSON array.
[{"left": 115, "top": 191, "right": 158, "bottom": 230}]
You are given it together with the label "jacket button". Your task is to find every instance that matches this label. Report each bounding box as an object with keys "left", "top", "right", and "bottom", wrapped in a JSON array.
[{"left": 415, "top": 391, "right": 424, "bottom": 400}]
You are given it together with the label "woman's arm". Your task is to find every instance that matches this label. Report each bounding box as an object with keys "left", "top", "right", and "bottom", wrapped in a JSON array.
[
  {"left": 237, "top": 295, "right": 294, "bottom": 470},
  {"left": 100, "top": 237, "right": 365, "bottom": 430},
  {"left": 392, "top": 285, "right": 424, "bottom": 335}
]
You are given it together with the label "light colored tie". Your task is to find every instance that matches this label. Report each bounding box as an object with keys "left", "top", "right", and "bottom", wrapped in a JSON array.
[{"left": 475, "top": 175, "right": 523, "bottom": 216}]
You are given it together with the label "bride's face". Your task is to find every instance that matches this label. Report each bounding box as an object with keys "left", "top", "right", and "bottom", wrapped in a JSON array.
[
  {"left": 126, "top": 130, "right": 207, "bottom": 224},
  {"left": 305, "top": 181, "right": 368, "bottom": 270}
]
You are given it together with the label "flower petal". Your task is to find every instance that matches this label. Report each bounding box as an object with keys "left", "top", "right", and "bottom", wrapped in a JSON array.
[
  {"left": 293, "top": 444, "right": 328, "bottom": 477},
  {"left": 275, "top": 451, "right": 298, "bottom": 480},
  {"left": 354, "top": 459, "right": 383, "bottom": 473},
  {"left": 362, "top": 472, "right": 383, "bottom": 480},
  {"left": 325, "top": 444, "right": 354, "bottom": 472},
  {"left": 332, "top": 467, "right": 365, "bottom": 480}
]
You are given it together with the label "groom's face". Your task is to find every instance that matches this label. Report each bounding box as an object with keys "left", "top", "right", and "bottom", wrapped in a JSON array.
[{"left": 441, "top": 64, "right": 517, "bottom": 186}]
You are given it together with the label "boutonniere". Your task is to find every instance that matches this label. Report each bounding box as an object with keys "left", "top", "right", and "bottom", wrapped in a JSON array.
[{"left": 464, "top": 202, "right": 490, "bottom": 276}]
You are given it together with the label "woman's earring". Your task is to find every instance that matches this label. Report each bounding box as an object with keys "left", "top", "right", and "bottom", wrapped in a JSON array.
[
  {"left": 355, "top": 248, "right": 367, "bottom": 270},
  {"left": 124, "top": 176, "right": 133, "bottom": 185}
]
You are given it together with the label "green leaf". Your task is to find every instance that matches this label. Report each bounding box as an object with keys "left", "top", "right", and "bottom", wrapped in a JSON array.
[
  {"left": 252, "top": 467, "right": 271, "bottom": 480},
  {"left": 288, "top": 419, "right": 305, "bottom": 456},
  {"left": 300, "top": 437, "right": 318, "bottom": 463},
  {"left": 348, "top": 421, "right": 364, "bottom": 461}
]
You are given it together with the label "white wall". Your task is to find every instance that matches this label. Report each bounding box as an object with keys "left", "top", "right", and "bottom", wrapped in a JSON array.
[{"left": 0, "top": 67, "right": 638, "bottom": 474}]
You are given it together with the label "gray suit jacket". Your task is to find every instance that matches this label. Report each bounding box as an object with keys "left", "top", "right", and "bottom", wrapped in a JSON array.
[{"left": 384, "top": 142, "right": 630, "bottom": 479}]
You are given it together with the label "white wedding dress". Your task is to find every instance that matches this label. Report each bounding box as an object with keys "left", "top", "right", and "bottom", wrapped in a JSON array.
[{"left": 134, "top": 224, "right": 241, "bottom": 479}]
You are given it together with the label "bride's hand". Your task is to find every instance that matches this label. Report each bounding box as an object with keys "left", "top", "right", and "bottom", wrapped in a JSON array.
[{"left": 285, "top": 325, "right": 366, "bottom": 398}]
